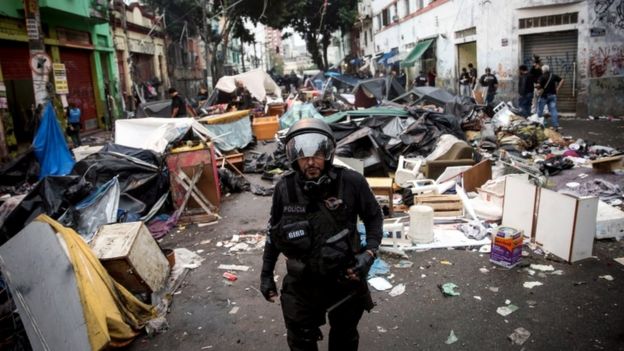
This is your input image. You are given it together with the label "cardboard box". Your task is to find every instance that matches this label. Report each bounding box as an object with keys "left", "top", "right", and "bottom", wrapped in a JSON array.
[
  {"left": 90, "top": 222, "right": 169, "bottom": 294},
  {"left": 252, "top": 115, "right": 279, "bottom": 141},
  {"left": 596, "top": 201, "right": 624, "bottom": 240},
  {"left": 490, "top": 226, "right": 523, "bottom": 268}
]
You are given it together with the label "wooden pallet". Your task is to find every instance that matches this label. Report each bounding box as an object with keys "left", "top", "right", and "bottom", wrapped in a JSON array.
[{"left": 414, "top": 194, "right": 464, "bottom": 217}]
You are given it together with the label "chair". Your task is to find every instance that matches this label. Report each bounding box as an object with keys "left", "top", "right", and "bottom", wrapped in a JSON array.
[
  {"left": 424, "top": 141, "right": 475, "bottom": 180},
  {"left": 394, "top": 155, "right": 424, "bottom": 187}
]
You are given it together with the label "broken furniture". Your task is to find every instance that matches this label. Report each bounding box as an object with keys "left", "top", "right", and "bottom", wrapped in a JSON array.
[
  {"left": 501, "top": 176, "right": 537, "bottom": 240},
  {"left": 366, "top": 177, "right": 394, "bottom": 217},
  {"left": 462, "top": 159, "right": 492, "bottom": 193},
  {"left": 534, "top": 189, "right": 598, "bottom": 263},
  {"left": 166, "top": 144, "right": 220, "bottom": 224},
  {"left": 394, "top": 155, "right": 423, "bottom": 187},
  {"left": 414, "top": 194, "right": 463, "bottom": 217},
  {"left": 590, "top": 155, "right": 623, "bottom": 173},
  {"left": 90, "top": 222, "right": 170, "bottom": 294},
  {"left": 252, "top": 115, "right": 280, "bottom": 141},
  {"left": 424, "top": 140, "right": 475, "bottom": 180}
]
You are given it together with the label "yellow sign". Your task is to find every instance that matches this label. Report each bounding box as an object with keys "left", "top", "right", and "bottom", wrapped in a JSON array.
[{"left": 53, "top": 63, "right": 69, "bottom": 94}]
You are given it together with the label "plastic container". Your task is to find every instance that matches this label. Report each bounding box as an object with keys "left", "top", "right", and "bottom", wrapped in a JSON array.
[
  {"left": 252, "top": 115, "right": 279, "bottom": 141},
  {"left": 409, "top": 205, "right": 434, "bottom": 244}
]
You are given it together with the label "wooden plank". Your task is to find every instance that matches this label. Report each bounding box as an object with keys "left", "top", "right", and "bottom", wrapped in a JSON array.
[
  {"left": 462, "top": 159, "right": 492, "bottom": 193},
  {"left": 433, "top": 210, "right": 464, "bottom": 217},
  {"left": 590, "top": 156, "right": 623, "bottom": 173},
  {"left": 418, "top": 202, "right": 463, "bottom": 211},
  {"left": 415, "top": 195, "right": 461, "bottom": 202}
]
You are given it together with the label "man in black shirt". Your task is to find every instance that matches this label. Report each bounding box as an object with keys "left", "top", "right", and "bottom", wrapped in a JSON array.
[
  {"left": 168, "top": 88, "right": 187, "bottom": 117},
  {"left": 468, "top": 63, "right": 477, "bottom": 89},
  {"left": 479, "top": 67, "right": 498, "bottom": 106},
  {"left": 536, "top": 64, "right": 564, "bottom": 130},
  {"left": 517, "top": 65, "right": 533, "bottom": 117},
  {"left": 413, "top": 71, "right": 428, "bottom": 87},
  {"left": 260, "top": 118, "right": 383, "bottom": 351},
  {"left": 459, "top": 67, "right": 471, "bottom": 97}
]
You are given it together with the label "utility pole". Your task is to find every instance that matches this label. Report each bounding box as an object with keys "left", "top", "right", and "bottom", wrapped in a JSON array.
[{"left": 23, "top": 0, "right": 49, "bottom": 106}]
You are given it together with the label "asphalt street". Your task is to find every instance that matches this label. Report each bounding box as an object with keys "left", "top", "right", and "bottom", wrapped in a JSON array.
[{"left": 125, "top": 119, "right": 624, "bottom": 351}]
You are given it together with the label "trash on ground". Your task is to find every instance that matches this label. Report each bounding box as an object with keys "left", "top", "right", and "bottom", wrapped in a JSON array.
[
  {"left": 377, "top": 326, "right": 387, "bottom": 333},
  {"left": 223, "top": 272, "right": 238, "bottom": 281},
  {"left": 489, "top": 287, "right": 499, "bottom": 293},
  {"left": 508, "top": 327, "right": 531, "bottom": 345},
  {"left": 389, "top": 283, "right": 406, "bottom": 297},
  {"left": 440, "top": 282, "right": 460, "bottom": 297},
  {"left": 394, "top": 260, "right": 414, "bottom": 268},
  {"left": 615, "top": 257, "right": 624, "bottom": 266},
  {"left": 497, "top": 304, "right": 519, "bottom": 316},
  {"left": 530, "top": 264, "right": 555, "bottom": 272},
  {"left": 229, "top": 306, "right": 239, "bottom": 314},
  {"left": 218, "top": 264, "right": 250, "bottom": 272},
  {"left": 523, "top": 281, "right": 543, "bottom": 289},
  {"left": 445, "top": 330, "right": 458, "bottom": 345},
  {"left": 599, "top": 275, "right": 614, "bottom": 281},
  {"left": 368, "top": 277, "right": 393, "bottom": 291},
  {"left": 368, "top": 258, "right": 390, "bottom": 279},
  {"left": 474, "top": 296, "right": 482, "bottom": 301}
]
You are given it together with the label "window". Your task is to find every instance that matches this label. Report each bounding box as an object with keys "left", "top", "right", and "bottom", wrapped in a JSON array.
[
  {"left": 364, "top": 31, "right": 368, "bottom": 46},
  {"left": 404, "top": 0, "right": 410, "bottom": 16},
  {"left": 455, "top": 27, "right": 476, "bottom": 39},
  {"left": 519, "top": 12, "right": 578, "bottom": 29},
  {"left": 416, "top": 0, "right": 424, "bottom": 10},
  {"left": 382, "top": 8, "right": 390, "bottom": 26}
]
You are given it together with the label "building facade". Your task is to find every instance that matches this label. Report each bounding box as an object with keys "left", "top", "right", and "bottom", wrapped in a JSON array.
[
  {"left": 0, "top": 0, "right": 118, "bottom": 145},
  {"left": 111, "top": 1, "right": 169, "bottom": 112},
  {"left": 369, "top": 0, "right": 624, "bottom": 117}
]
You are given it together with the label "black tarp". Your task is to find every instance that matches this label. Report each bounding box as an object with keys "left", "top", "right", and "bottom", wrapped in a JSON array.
[
  {"left": 329, "top": 108, "right": 465, "bottom": 175},
  {"left": 135, "top": 100, "right": 171, "bottom": 118},
  {"left": 0, "top": 175, "right": 93, "bottom": 245},
  {"left": 0, "top": 150, "right": 39, "bottom": 187},
  {"left": 393, "top": 86, "right": 475, "bottom": 119},
  {"left": 71, "top": 151, "right": 169, "bottom": 214},
  {"left": 352, "top": 76, "right": 406, "bottom": 107}
]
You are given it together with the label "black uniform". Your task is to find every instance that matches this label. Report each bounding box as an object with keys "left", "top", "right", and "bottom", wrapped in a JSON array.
[{"left": 261, "top": 166, "right": 383, "bottom": 351}]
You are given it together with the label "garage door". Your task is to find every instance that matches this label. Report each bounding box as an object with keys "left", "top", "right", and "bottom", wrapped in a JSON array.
[
  {"left": 60, "top": 48, "right": 98, "bottom": 130},
  {"left": 522, "top": 30, "right": 578, "bottom": 112},
  {"left": 0, "top": 41, "right": 31, "bottom": 80}
]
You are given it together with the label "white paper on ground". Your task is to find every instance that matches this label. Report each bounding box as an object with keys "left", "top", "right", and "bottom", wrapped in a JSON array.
[
  {"left": 389, "top": 283, "right": 406, "bottom": 297},
  {"left": 218, "top": 264, "right": 250, "bottom": 272},
  {"left": 368, "top": 277, "right": 393, "bottom": 291},
  {"left": 523, "top": 281, "right": 543, "bottom": 289}
]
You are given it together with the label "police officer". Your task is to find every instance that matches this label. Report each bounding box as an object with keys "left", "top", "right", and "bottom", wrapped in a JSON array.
[{"left": 260, "top": 118, "right": 383, "bottom": 351}]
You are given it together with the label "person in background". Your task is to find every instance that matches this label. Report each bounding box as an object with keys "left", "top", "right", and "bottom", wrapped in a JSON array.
[
  {"left": 517, "top": 65, "right": 533, "bottom": 117},
  {"left": 413, "top": 71, "right": 428, "bottom": 87},
  {"left": 468, "top": 63, "right": 478, "bottom": 90},
  {"left": 529, "top": 56, "right": 543, "bottom": 114},
  {"left": 233, "top": 79, "right": 253, "bottom": 110},
  {"left": 536, "top": 64, "right": 564, "bottom": 130},
  {"left": 261, "top": 119, "right": 382, "bottom": 351},
  {"left": 479, "top": 67, "right": 498, "bottom": 106},
  {"left": 66, "top": 102, "right": 81, "bottom": 147},
  {"left": 459, "top": 67, "right": 471, "bottom": 97},
  {"left": 197, "top": 83, "right": 209, "bottom": 102},
  {"left": 427, "top": 68, "right": 437, "bottom": 87},
  {"left": 168, "top": 87, "right": 187, "bottom": 117}
]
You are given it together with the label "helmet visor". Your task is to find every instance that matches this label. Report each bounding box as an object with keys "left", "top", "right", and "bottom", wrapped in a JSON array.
[{"left": 285, "top": 133, "right": 334, "bottom": 163}]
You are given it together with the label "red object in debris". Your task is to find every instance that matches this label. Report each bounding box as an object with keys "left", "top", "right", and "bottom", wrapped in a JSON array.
[{"left": 223, "top": 272, "right": 238, "bottom": 281}]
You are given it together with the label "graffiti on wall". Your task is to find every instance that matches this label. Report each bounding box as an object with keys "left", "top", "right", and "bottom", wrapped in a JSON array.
[
  {"left": 522, "top": 51, "right": 576, "bottom": 77},
  {"left": 588, "top": 76, "right": 624, "bottom": 115},
  {"left": 593, "top": 0, "right": 624, "bottom": 30},
  {"left": 589, "top": 45, "right": 624, "bottom": 77}
]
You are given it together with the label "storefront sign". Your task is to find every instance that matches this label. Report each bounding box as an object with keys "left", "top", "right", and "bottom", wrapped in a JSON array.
[
  {"left": 25, "top": 18, "right": 39, "bottom": 40},
  {"left": 128, "top": 38, "right": 155, "bottom": 55},
  {"left": 30, "top": 52, "right": 52, "bottom": 76},
  {"left": 53, "top": 63, "right": 69, "bottom": 94}
]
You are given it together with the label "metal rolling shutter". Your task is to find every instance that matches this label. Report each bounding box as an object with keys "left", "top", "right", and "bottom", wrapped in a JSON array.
[
  {"left": 522, "top": 30, "right": 578, "bottom": 112},
  {"left": 60, "top": 48, "right": 98, "bottom": 130},
  {"left": 0, "top": 42, "right": 31, "bottom": 80}
]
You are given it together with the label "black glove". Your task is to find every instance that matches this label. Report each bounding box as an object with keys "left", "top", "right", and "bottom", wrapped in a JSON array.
[
  {"left": 260, "top": 274, "right": 277, "bottom": 301},
  {"left": 351, "top": 251, "right": 375, "bottom": 279}
]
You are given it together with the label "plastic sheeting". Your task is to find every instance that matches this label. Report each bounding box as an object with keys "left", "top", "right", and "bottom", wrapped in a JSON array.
[
  {"left": 279, "top": 103, "right": 324, "bottom": 129},
  {"left": 59, "top": 177, "right": 120, "bottom": 240},
  {"left": 0, "top": 175, "right": 93, "bottom": 246},
  {"left": 72, "top": 151, "right": 169, "bottom": 215},
  {"left": 37, "top": 215, "right": 155, "bottom": 349},
  {"left": 199, "top": 114, "right": 253, "bottom": 151},
  {"left": 214, "top": 69, "right": 281, "bottom": 102},
  {"left": 32, "top": 102, "right": 75, "bottom": 179},
  {"left": 115, "top": 117, "right": 218, "bottom": 153}
]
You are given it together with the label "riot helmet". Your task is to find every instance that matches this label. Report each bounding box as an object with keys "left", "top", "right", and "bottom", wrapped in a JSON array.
[{"left": 284, "top": 118, "right": 336, "bottom": 170}]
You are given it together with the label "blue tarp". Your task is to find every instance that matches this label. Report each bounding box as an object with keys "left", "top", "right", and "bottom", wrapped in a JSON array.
[
  {"left": 279, "top": 103, "right": 324, "bottom": 129},
  {"left": 32, "top": 102, "right": 75, "bottom": 179},
  {"left": 377, "top": 48, "right": 399, "bottom": 66}
]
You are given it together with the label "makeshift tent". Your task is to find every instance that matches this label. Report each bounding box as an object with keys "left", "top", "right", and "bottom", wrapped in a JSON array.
[
  {"left": 32, "top": 102, "right": 75, "bottom": 179},
  {"left": 393, "top": 86, "right": 475, "bottom": 119},
  {"left": 213, "top": 69, "right": 281, "bottom": 102},
  {"left": 324, "top": 106, "right": 410, "bottom": 124},
  {"left": 0, "top": 216, "right": 155, "bottom": 350},
  {"left": 377, "top": 48, "right": 399, "bottom": 66},
  {"left": 115, "top": 117, "right": 221, "bottom": 153},
  {"left": 135, "top": 100, "right": 171, "bottom": 118},
  {"left": 197, "top": 110, "right": 253, "bottom": 150},
  {"left": 401, "top": 39, "right": 434, "bottom": 68},
  {"left": 352, "top": 76, "right": 406, "bottom": 108}
]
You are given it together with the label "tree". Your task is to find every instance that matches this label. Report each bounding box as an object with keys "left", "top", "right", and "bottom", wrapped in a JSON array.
[{"left": 272, "top": 0, "right": 358, "bottom": 71}]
